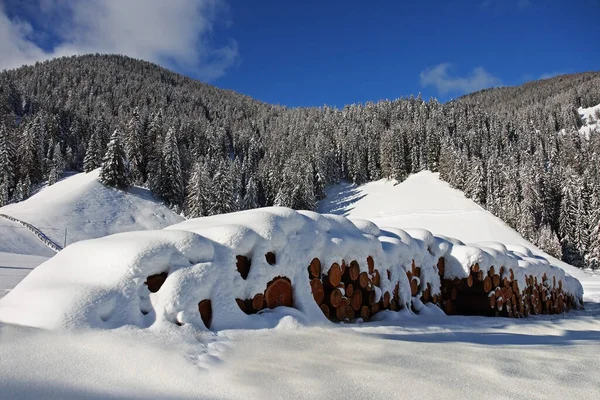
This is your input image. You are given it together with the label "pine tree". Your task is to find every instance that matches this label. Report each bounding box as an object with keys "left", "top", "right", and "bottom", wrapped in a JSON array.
[
  {"left": 100, "top": 129, "right": 129, "bottom": 189},
  {"left": 125, "top": 107, "right": 147, "bottom": 184},
  {"left": 48, "top": 143, "right": 64, "bottom": 185},
  {"left": 185, "top": 161, "right": 211, "bottom": 218},
  {"left": 243, "top": 176, "right": 261, "bottom": 210},
  {"left": 83, "top": 132, "right": 102, "bottom": 172},
  {"left": 209, "top": 161, "right": 235, "bottom": 215},
  {"left": 0, "top": 125, "right": 15, "bottom": 206},
  {"left": 158, "top": 127, "right": 183, "bottom": 208}
]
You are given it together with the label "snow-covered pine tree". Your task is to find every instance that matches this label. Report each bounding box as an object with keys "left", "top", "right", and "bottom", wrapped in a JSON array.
[
  {"left": 243, "top": 176, "right": 261, "bottom": 210},
  {"left": 100, "top": 129, "right": 129, "bottom": 189},
  {"left": 158, "top": 127, "right": 183, "bottom": 208},
  {"left": 0, "top": 125, "right": 15, "bottom": 206},
  {"left": 83, "top": 132, "right": 102, "bottom": 172},
  {"left": 209, "top": 161, "right": 235, "bottom": 215},
  {"left": 125, "top": 107, "right": 147, "bottom": 184},
  {"left": 185, "top": 161, "right": 211, "bottom": 218},
  {"left": 48, "top": 142, "right": 64, "bottom": 185}
]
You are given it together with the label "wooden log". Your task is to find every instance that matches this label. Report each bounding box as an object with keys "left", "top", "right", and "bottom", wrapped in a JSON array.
[
  {"left": 411, "top": 278, "right": 419, "bottom": 296},
  {"left": 329, "top": 288, "right": 343, "bottom": 308},
  {"left": 265, "top": 252, "right": 276, "bottom": 265},
  {"left": 382, "top": 291, "right": 391, "bottom": 308},
  {"left": 372, "top": 270, "right": 381, "bottom": 287},
  {"left": 496, "top": 296, "right": 504, "bottom": 311},
  {"left": 371, "top": 303, "right": 380, "bottom": 315},
  {"left": 236, "top": 255, "right": 251, "bottom": 280},
  {"left": 512, "top": 280, "right": 519, "bottom": 294},
  {"left": 198, "top": 299, "right": 212, "bottom": 328},
  {"left": 320, "top": 304, "right": 330, "bottom": 319},
  {"left": 358, "top": 272, "right": 370, "bottom": 289},
  {"left": 488, "top": 266, "right": 495, "bottom": 277},
  {"left": 451, "top": 287, "right": 458, "bottom": 300},
  {"left": 489, "top": 292, "right": 496, "bottom": 308},
  {"left": 492, "top": 274, "right": 500, "bottom": 288},
  {"left": 346, "top": 305, "right": 355, "bottom": 320},
  {"left": 349, "top": 260, "right": 360, "bottom": 281},
  {"left": 360, "top": 305, "right": 371, "bottom": 320},
  {"left": 421, "top": 287, "right": 430, "bottom": 303},
  {"left": 437, "top": 257, "right": 445, "bottom": 276},
  {"left": 367, "top": 255, "right": 375, "bottom": 274},
  {"left": 265, "top": 277, "right": 293, "bottom": 309},
  {"left": 364, "top": 289, "right": 376, "bottom": 306},
  {"left": 390, "top": 299, "right": 398, "bottom": 311},
  {"left": 346, "top": 283, "right": 354, "bottom": 298},
  {"left": 308, "top": 258, "right": 321, "bottom": 279},
  {"left": 325, "top": 263, "right": 342, "bottom": 287},
  {"left": 310, "top": 278, "right": 324, "bottom": 305},
  {"left": 145, "top": 272, "right": 168, "bottom": 293},
  {"left": 444, "top": 299, "right": 454, "bottom": 315},
  {"left": 236, "top": 298, "right": 246, "bottom": 313},
  {"left": 471, "top": 263, "right": 480, "bottom": 273},
  {"left": 477, "top": 270, "right": 484, "bottom": 281},
  {"left": 340, "top": 260, "right": 347, "bottom": 276},
  {"left": 252, "top": 293, "right": 265, "bottom": 311},
  {"left": 351, "top": 290, "right": 363, "bottom": 311},
  {"left": 502, "top": 277, "right": 510, "bottom": 288},
  {"left": 483, "top": 276, "right": 492, "bottom": 293},
  {"left": 467, "top": 275, "right": 474, "bottom": 288},
  {"left": 509, "top": 268, "right": 515, "bottom": 281},
  {"left": 336, "top": 297, "right": 349, "bottom": 320}
]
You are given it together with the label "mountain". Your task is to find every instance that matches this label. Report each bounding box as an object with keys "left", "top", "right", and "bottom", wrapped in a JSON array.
[{"left": 0, "top": 54, "right": 599, "bottom": 269}]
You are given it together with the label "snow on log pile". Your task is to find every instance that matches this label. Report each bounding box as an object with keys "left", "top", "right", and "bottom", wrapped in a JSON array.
[{"left": 0, "top": 208, "right": 583, "bottom": 331}]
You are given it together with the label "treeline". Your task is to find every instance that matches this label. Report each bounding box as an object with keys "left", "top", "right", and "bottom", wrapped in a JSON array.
[{"left": 0, "top": 54, "right": 599, "bottom": 269}]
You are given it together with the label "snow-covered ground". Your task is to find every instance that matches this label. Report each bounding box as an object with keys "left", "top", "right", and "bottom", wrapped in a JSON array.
[
  {"left": 0, "top": 169, "right": 184, "bottom": 256},
  {"left": 0, "top": 252, "right": 48, "bottom": 300},
  {"left": 578, "top": 103, "right": 600, "bottom": 137},
  {"left": 1, "top": 171, "right": 599, "bottom": 399}
]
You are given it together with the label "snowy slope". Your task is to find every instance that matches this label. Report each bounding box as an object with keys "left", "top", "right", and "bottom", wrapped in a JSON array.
[
  {"left": 0, "top": 169, "right": 184, "bottom": 256},
  {"left": 578, "top": 103, "right": 600, "bottom": 137},
  {"left": 318, "top": 171, "right": 600, "bottom": 301}
]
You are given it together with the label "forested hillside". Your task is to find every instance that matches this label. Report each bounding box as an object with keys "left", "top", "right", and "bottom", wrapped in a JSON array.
[{"left": 0, "top": 54, "right": 599, "bottom": 268}]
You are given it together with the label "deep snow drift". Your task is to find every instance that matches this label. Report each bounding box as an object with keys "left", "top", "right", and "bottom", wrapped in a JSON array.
[
  {"left": 0, "top": 169, "right": 184, "bottom": 256},
  {"left": 0, "top": 206, "right": 582, "bottom": 331}
]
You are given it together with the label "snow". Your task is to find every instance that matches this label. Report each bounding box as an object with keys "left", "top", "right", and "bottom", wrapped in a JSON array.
[
  {"left": 0, "top": 170, "right": 598, "bottom": 399},
  {"left": 0, "top": 252, "right": 48, "bottom": 300},
  {"left": 0, "top": 169, "right": 184, "bottom": 256},
  {"left": 578, "top": 103, "right": 600, "bottom": 137}
]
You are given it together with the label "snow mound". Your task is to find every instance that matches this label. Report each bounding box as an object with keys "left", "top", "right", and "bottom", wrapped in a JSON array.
[
  {"left": 0, "top": 207, "right": 583, "bottom": 331},
  {"left": 0, "top": 169, "right": 184, "bottom": 256}
]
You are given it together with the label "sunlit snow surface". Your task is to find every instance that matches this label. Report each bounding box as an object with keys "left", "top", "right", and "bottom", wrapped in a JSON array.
[{"left": 1, "top": 171, "right": 599, "bottom": 399}]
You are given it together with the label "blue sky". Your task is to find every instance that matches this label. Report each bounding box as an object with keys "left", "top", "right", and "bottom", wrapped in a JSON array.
[{"left": 1, "top": 0, "right": 599, "bottom": 107}]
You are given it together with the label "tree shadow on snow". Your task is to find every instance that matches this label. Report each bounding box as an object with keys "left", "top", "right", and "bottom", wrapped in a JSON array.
[{"left": 318, "top": 182, "right": 367, "bottom": 216}]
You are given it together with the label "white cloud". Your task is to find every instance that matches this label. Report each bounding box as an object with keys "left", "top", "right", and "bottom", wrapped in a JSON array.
[
  {"left": 420, "top": 63, "right": 502, "bottom": 96},
  {"left": 0, "top": 0, "right": 238, "bottom": 81}
]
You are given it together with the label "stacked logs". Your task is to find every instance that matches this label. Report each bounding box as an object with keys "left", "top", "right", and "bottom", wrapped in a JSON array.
[
  {"left": 146, "top": 253, "right": 578, "bottom": 330},
  {"left": 439, "top": 260, "right": 577, "bottom": 317},
  {"left": 309, "top": 256, "right": 413, "bottom": 322}
]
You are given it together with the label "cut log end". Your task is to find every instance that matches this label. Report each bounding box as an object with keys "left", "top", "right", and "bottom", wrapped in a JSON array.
[
  {"left": 310, "top": 278, "right": 325, "bottom": 305},
  {"left": 308, "top": 257, "right": 321, "bottom": 279},
  {"left": 265, "top": 252, "right": 276, "bottom": 265},
  {"left": 367, "top": 255, "right": 375, "bottom": 274},
  {"left": 265, "top": 277, "right": 293, "bottom": 309},
  {"left": 145, "top": 272, "right": 168, "bottom": 293},
  {"left": 236, "top": 255, "right": 251, "bottom": 280},
  {"left": 327, "top": 263, "right": 342, "bottom": 287},
  {"left": 198, "top": 299, "right": 212, "bottom": 328},
  {"left": 252, "top": 293, "right": 265, "bottom": 311},
  {"left": 349, "top": 260, "right": 360, "bottom": 281},
  {"left": 358, "top": 271, "right": 370, "bottom": 289}
]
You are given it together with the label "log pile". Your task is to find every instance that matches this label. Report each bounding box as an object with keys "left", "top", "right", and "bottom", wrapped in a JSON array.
[
  {"left": 439, "top": 261, "right": 578, "bottom": 317},
  {"left": 147, "top": 252, "right": 578, "bottom": 330}
]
